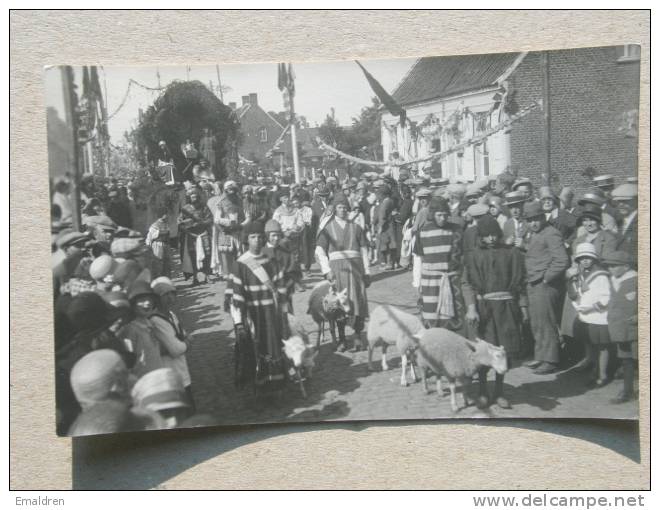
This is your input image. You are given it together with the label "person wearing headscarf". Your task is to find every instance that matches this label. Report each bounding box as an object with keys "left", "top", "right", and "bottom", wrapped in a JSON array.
[
  {"left": 178, "top": 186, "right": 213, "bottom": 286},
  {"left": 212, "top": 180, "right": 244, "bottom": 282},
  {"left": 224, "top": 221, "right": 289, "bottom": 392},
  {"left": 412, "top": 197, "right": 465, "bottom": 333},
  {"left": 462, "top": 215, "right": 528, "bottom": 409},
  {"left": 315, "top": 193, "right": 371, "bottom": 352}
]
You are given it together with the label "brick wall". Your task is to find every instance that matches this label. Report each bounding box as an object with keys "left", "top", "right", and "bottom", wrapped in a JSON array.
[{"left": 509, "top": 46, "right": 640, "bottom": 195}]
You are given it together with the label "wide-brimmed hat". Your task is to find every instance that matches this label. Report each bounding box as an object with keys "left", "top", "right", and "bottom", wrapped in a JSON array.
[
  {"left": 578, "top": 187, "right": 607, "bottom": 206},
  {"left": 504, "top": 190, "right": 527, "bottom": 206},
  {"left": 415, "top": 187, "right": 432, "bottom": 199},
  {"left": 574, "top": 242, "right": 599, "bottom": 261},
  {"left": 66, "top": 292, "right": 124, "bottom": 333},
  {"left": 131, "top": 368, "right": 189, "bottom": 412},
  {"left": 611, "top": 183, "right": 638, "bottom": 201},
  {"left": 56, "top": 230, "right": 90, "bottom": 249},
  {"left": 127, "top": 280, "right": 156, "bottom": 302},
  {"left": 512, "top": 178, "right": 532, "bottom": 190},
  {"left": 593, "top": 174, "right": 615, "bottom": 188},
  {"left": 578, "top": 203, "right": 603, "bottom": 223},
  {"left": 151, "top": 276, "right": 176, "bottom": 297},
  {"left": 523, "top": 201, "right": 544, "bottom": 219}
]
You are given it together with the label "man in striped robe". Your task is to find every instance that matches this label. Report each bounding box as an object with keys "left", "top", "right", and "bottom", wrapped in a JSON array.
[
  {"left": 315, "top": 193, "right": 371, "bottom": 352},
  {"left": 413, "top": 197, "right": 465, "bottom": 334},
  {"left": 224, "top": 222, "right": 289, "bottom": 392}
]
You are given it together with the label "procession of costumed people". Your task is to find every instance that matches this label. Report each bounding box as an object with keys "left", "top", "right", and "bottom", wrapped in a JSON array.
[{"left": 51, "top": 155, "right": 639, "bottom": 434}]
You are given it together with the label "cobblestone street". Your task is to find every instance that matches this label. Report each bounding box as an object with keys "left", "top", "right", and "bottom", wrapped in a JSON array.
[{"left": 175, "top": 265, "right": 638, "bottom": 427}]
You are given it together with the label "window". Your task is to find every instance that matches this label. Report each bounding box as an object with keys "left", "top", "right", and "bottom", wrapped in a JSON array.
[
  {"left": 259, "top": 127, "right": 268, "bottom": 142},
  {"left": 617, "top": 44, "right": 640, "bottom": 63},
  {"left": 473, "top": 141, "right": 489, "bottom": 177}
]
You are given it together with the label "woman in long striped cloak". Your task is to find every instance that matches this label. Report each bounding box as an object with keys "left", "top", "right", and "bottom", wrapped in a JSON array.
[
  {"left": 413, "top": 196, "right": 465, "bottom": 334},
  {"left": 224, "top": 222, "right": 289, "bottom": 392}
]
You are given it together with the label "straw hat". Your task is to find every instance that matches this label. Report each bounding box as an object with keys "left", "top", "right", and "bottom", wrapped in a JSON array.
[
  {"left": 131, "top": 368, "right": 189, "bottom": 412},
  {"left": 574, "top": 242, "right": 599, "bottom": 261}
]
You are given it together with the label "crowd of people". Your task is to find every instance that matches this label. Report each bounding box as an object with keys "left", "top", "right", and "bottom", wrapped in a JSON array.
[{"left": 50, "top": 160, "right": 639, "bottom": 436}]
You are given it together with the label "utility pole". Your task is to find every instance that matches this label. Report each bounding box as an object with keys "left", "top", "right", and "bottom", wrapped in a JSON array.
[
  {"left": 101, "top": 66, "right": 110, "bottom": 177},
  {"left": 62, "top": 66, "right": 82, "bottom": 231},
  {"left": 216, "top": 64, "right": 224, "bottom": 102},
  {"left": 289, "top": 93, "right": 301, "bottom": 183},
  {"left": 540, "top": 51, "right": 552, "bottom": 186}
]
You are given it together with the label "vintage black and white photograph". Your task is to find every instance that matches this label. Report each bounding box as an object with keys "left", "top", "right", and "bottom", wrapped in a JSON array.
[{"left": 46, "top": 46, "right": 640, "bottom": 437}]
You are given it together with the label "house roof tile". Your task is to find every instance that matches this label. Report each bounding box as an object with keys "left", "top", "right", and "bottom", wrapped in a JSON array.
[{"left": 391, "top": 52, "right": 521, "bottom": 106}]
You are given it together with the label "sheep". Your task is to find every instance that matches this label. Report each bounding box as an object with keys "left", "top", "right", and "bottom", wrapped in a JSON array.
[
  {"left": 367, "top": 305, "right": 424, "bottom": 386},
  {"left": 414, "top": 328, "right": 508, "bottom": 412},
  {"left": 282, "top": 313, "right": 318, "bottom": 398},
  {"left": 307, "top": 280, "right": 351, "bottom": 350}
]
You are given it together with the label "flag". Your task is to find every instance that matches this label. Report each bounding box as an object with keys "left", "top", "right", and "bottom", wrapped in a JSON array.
[
  {"left": 355, "top": 60, "right": 406, "bottom": 126},
  {"left": 287, "top": 63, "right": 295, "bottom": 96},
  {"left": 278, "top": 62, "right": 296, "bottom": 119},
  {"left": 277, "top": 63, "right": 288, "bottom": 91}
]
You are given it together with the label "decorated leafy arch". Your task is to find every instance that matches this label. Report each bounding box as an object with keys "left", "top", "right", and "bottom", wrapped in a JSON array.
[{"left": 134, "top": 80, "right": 240, "bottom": 181}]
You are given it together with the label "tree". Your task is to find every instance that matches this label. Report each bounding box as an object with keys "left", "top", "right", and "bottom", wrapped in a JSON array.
[
  {"left": 317, "top": 97, "right": 382, "bottom": 159},
  {"left": 349, "top": 96, "right": 382, "bottom": 160},
  {"left": 318, "top": 109, "right": 350, "bottom": 152}
]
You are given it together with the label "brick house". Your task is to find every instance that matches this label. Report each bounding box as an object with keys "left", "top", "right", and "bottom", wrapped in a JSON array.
[
  {"left": 230, "top": 93, "right": 284, "bottom": 165},
  {"left": 382, "top": 45, "right": 640, "bottom": 192}
]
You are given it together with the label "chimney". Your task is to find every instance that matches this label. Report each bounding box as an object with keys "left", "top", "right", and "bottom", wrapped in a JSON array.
[
  {"left": 229, "top": 102, "right": 236, "bottom": 110},
  {"left": 249, "top": 93, "right": 258, "bottom": 106},
  {"left": 241, "top": 95, "right": 250, "bottom": 106}
]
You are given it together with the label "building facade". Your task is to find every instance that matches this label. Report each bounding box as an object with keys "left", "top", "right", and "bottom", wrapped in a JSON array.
[
  {"left": 231, "top": 93, "right": 284, "bottom": 165},
  {"left": 382, "top": 46, "right": 640, "bottom": 192}
]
